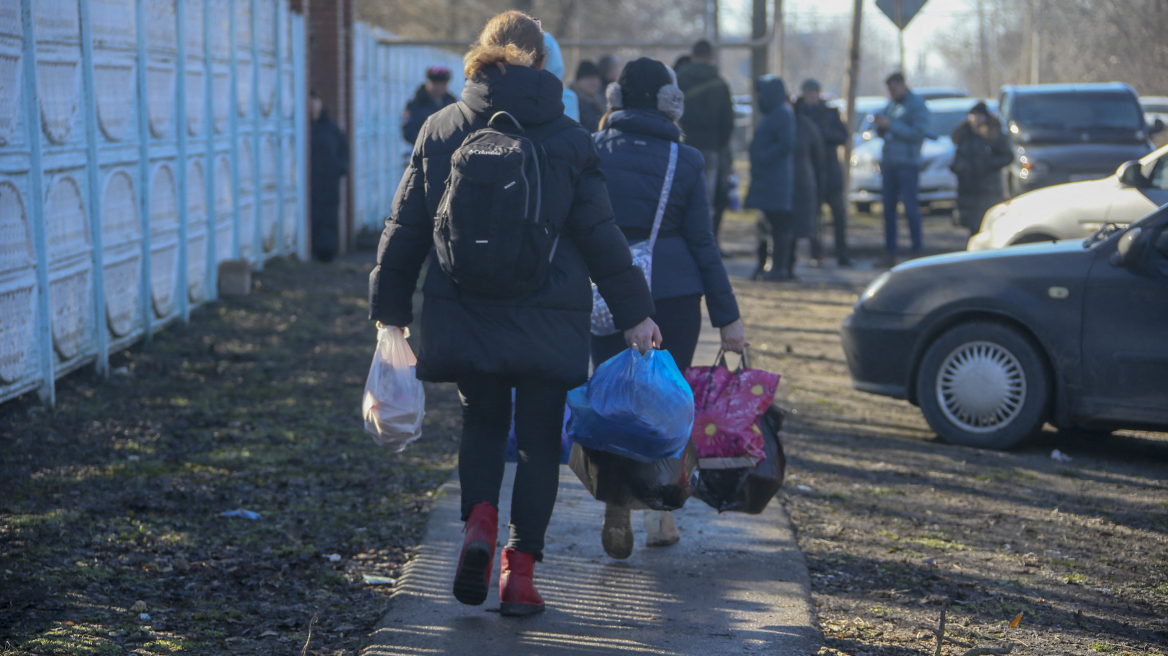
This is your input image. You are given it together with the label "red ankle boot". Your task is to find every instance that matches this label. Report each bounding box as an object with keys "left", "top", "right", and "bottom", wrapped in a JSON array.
[
  {"left": 452, "top": 502, "right": 497, "bottom": 606},
  {"left": 499, "top": 548, "right": 545, "bottom": 616}
]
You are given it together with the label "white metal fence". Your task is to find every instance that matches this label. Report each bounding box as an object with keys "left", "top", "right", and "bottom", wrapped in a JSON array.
[
  {"left": 0, "top": 0, "right": 307, "bottom": 405},
  {"left": 350, "top": 23, "right": 464, "bottom": 235}
]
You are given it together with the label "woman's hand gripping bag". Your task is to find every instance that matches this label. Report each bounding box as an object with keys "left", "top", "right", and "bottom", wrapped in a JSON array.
[
  {"left": 362, "top": 326, "right": 426, "bottom": 451},
  {"left": 566, "top": 348, "right": 694, "bottom": 463}
]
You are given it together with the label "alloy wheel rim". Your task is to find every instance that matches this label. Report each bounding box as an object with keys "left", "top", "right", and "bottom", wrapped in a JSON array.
[{"left": 936, "top": 341, "right": 1027, "bottom": 434}]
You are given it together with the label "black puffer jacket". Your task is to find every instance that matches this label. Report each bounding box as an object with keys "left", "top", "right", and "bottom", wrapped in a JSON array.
[
  {"left": 951, "top": 115, "right": 1013, "bottom": 198},
  {"left": 368, "top": 65, "right": 655, "bottom": 387},
  {"left": 676, "top": 62, "right": 735, "bottom": 152}
]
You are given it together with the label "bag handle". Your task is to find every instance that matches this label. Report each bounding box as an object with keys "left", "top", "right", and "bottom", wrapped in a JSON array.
[
  {"left": 646, "top": 142, "right": 679, "bottom": 254},
  {"left": 699, "top": 346, "right": 752, "bottom": 410}
]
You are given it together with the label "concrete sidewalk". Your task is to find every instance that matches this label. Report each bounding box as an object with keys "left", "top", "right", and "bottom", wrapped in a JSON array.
[{"left": 363, "top": 308, "right": 821, "bottom": 655}]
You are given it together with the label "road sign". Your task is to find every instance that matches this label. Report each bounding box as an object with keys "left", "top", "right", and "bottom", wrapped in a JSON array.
[{"left": 875, "top": 0, "right": 928, "bottom": 30}]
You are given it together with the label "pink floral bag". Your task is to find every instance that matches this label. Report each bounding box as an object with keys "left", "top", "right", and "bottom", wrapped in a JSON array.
[{"left": 683, "top": 349, "right": 780, "bottom": 468}]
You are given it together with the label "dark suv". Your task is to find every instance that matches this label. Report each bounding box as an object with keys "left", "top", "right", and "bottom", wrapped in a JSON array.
[{"left": 999, "top": 83, "right": 1163, "bottom": 197}]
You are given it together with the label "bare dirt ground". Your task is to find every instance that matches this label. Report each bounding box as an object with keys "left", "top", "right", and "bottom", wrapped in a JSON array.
[
  {"left": 0, "top": 257, "right": 461, "bottom": 656},
  {"left": 720, "top": 208, "right": 1168, "bottom": 656}
]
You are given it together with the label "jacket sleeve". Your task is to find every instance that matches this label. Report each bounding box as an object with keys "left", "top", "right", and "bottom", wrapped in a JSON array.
[
  {"left": 751, "top": 111, "right": 795, "bottom": 167},
  {"left": 717, "top": 81, "right": 736, "bottom": 149},
  {"left": 566, "top": 143, "right": 655, "bottom": 331},
  {"left": 368, "top": 142, "right": 432, "bottom": 326},
  {"left": 821, "top": 108, "right": 849, "bottom": 148},
  {"left": 989, "top": 131, "right": 1014, "bottom": 170},
  {"left": 401, "top": 101, "right": 424, "bottom": 145},
  {"left": 679, "top": 158, "right": 739, "bottom": 328},
  {"left": 887, "top": 99, "right": 930, "bottom": 142}
]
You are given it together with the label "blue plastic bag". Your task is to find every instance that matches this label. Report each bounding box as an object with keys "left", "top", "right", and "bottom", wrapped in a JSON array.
[{"left": 566, "top": 348, "right": 695, "bottom": 463}]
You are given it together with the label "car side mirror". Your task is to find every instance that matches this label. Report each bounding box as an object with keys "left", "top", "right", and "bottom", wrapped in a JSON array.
[
  {"left": 1151, "top": 118, "right": 1166, "bottom": 135},
  {"left": 1117, "top": 160, "right": 1147, "bottom": 188},
  {"left": 1110, "top": 227, "right": 1144, "bottom": 268}
]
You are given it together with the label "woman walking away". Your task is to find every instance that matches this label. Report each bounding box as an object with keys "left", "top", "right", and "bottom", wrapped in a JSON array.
[
  {"left": 788, "top": 101, "right": 828, "bottom": 275},
  {"left": 744, "top": 76, "right": 797, "bottom": 281},
  {"left": 368, "top": 11, "right": 660, "bottom": 616},
  {"left": 951, "top": 102, "right": 1013, "bottom": 234},
  {"left": 592, "top": 57, "right": 747, "bottom": 559}
]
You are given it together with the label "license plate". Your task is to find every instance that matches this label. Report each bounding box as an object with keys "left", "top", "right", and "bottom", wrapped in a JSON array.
[{"left": 1069, "top": 174, "right": 1099, "bottom": 182}]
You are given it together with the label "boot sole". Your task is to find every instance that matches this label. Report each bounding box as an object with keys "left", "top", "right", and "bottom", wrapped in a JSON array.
[
  {"left": 601, "top": 505, "right": 633, "bottom": 560},
  {"left": 500, "top": 602, "right": 545, "bottom": 617},
  {"left": 452, "top": 540, "right": 491, "bottom": 606}
]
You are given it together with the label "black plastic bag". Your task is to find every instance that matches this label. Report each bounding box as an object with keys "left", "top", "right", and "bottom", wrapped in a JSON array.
[
  {"left": 693, "top": 406, "right": 786, "bottom": 514},
  {"left": 568, "top": 439, "right": 699, "bottom": 511}
]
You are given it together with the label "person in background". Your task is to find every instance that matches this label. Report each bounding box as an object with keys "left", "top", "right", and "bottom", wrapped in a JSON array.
[
  {"left": 591, "top": 57, "right": 745, "bottom": 559},
  {"left": 543, "top": 33, "right": 580, "bottom": 123},
  {"left": 874, "top": 72, "right": 930, "bottom": 267},
  {"left": 672, "top": 54, "right": 692, "bottom": 72},
  {"left": 950, "top": 101, "right": 1013, "bottom": 234},
  {"left": 744, "top": 76, "right": 796, "bottom": 281},
  {"left": 401, "top": 66, "right": 457, "bottom": 146},
  {"left": 676, "top": 39, "right": 735, "bottom": 226},
  {"left": 795, "top": 79, "right": 852, "bottom": 266},
  {"left": 598, "top": 54, "right": 622, "bottom": 89},
  {"left": 789, "top": 100, "right": 827, "bottom": 277},
  {"left": 309, "top": 90, "right": 349, "bottom": 262},
  {"left": 368, "top": 11, "right": 659, "bottom": 617},
  {"left": 572, "top": 60, "right": 605, "bottom": 132}
]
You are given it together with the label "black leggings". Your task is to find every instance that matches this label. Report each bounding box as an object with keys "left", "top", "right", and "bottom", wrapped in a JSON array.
[
  {"left": 457, "top": 375, "right": 569, "bottom": 560},
  {"left": 590, "top": 294, "right": 704, "bottom": 371}
]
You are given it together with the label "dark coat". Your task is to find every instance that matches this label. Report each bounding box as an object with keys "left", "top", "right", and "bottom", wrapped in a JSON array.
[
  {"left": 951, "top": 116, "right": 1013, "bottom": 198},
  {"left": 572, "top": 82, "right": 605, "bottom": 133},
  {"left": 795, "top": 97, "right": 848, "bottom": 194},
  {"left": 744, "top": 77, "right": 796, "bottom": 213},
  {"left": 676, "top": 62, "right": 735, "bottom": 152},
  {"left": 309, "top": 108, "right": 349, "bottom": 255},
  {"left": 791, "top": 113, "right": 827, "bottom": 239},
  {"left": 593, "top": 109, "right": 740, "bottom": 328},
  {"left": 401, "top": 84, "right": 457, "bottom": 145},
  {"left": 368, "top": 65, "right": 655, "bottom": 387}
]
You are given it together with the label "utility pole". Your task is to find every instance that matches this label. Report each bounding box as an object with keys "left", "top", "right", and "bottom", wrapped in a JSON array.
[
  {"left": 895, "top": 0, "right": 905, "bottom": 72},
  {"left": 841, "top": 0, "right": 863, "bottom": 203},
  {"left": 977, "top": 0, "right": 990, "bottom": 97},
  {"left": 1029, "top": 0, "right": 1042, "bottom": 84},
  {"left": 751, "top": 0, "right": 768, "bottom": 83},
  {"left": 772, "top": 0, "right": 783, "bottom": 79}
]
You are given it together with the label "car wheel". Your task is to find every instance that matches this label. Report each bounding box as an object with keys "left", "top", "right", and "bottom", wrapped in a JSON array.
[
  {"left": 856, "top": 202, "right": 872, "bottom": 214},
  {"left": 916, "top": 322, "right": 1051, "bottom": 450}
]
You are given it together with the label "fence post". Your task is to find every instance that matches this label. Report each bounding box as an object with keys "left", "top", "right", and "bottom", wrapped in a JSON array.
[
  {"left": 20, "top": 0, "right": 55, "bottom": 405},
  {"left": 292, "top": 12, "right": 308, "bottom": 262},
  {"left": 250, "top": 0, "right": 264, "bottom": 271},
  {"left": 229, "top": 0, "right": 242, "bottom": 260},
  {"left": 135, "top": 0, "right": 154, "bottom": 342},
  {"left": 78, "top": 0, "right": 111, "bottom": 375},
  {"left": 175, "top": 0, "right": 191, "bottom": 322},
  {"left": 203, "top": 0, "right": 218, "bottom": 300}
]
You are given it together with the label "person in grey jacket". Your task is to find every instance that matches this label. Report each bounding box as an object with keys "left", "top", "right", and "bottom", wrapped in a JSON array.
[
  {"left": 874, "top": 72, "right": 930, "bottom": 266},
  {"left": 744, "top": 76, "right": 797, "bottom": 280}
]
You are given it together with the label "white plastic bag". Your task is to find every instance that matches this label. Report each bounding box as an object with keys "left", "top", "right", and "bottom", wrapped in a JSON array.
[{"left": 362, "top": 326, "right": 426, "bottom": 450}]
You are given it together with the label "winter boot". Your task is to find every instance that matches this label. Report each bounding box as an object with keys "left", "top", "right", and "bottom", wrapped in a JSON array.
[
  {"left": 452, "top": 501, "right": 497, "bottom": 606},
  {"left": 644, "top": 510, "right": 681, "bottom": 547},
  {"left": 499, "top": 548, "right": 545, "bottom": 616},
  {"left": 601, "top": 503, "right": 634, "bottom": 559}
]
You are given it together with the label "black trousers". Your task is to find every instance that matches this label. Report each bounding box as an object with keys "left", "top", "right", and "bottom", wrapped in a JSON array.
[
  {"left": 824, "top": 189, "right": 849, "bottom": 261},
  {"left": 590, "top": 294, "right": 704, "bottom": 372},
  {"left": 457, "top": 375, "right": 570, "bottom": 560},
  {"left": 758, "top": 211, "right": 795, "bottom": 278}
]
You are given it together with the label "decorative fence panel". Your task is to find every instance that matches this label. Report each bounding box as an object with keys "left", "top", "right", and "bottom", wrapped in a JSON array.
[
  {"left": 350, "top": 23, "right": 464, "bottom": 235},
  {"left": 0, "top": 0, "right": 307, "bottom": 405}
]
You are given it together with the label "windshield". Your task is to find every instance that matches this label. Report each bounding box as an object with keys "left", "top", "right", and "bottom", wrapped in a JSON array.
[
  {"left": 1015, "top": 92, "right": 1143, "bottom": 130},
  {"left": 930, "top": 110, "right": 973, "bottom": 136}
]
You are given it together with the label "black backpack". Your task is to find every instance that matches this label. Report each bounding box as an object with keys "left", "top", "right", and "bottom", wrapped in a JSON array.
[{"left": 433, "top": 104, "right": 575, "bottom": 298}]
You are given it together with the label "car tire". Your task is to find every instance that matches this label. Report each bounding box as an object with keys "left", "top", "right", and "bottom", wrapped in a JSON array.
[
  {"left": 856, "top": 202, "right": 872, "bottom": 214},
  {"left": 916, "top": 321, "right": 1051, "bottom": 450}
]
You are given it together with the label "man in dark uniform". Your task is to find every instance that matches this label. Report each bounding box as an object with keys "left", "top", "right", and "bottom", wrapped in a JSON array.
[
  {"left": 676, "top": 40, "right": 735, "bottom": 232},
  {"left": 795, "top": 79, "right": 852, "bottom": 266},
  {"left": 401, "top": 66, "right": 457, "bottom": 146},
  {"left": 310, "top": 91, "right": 349, "bottom": 262}
]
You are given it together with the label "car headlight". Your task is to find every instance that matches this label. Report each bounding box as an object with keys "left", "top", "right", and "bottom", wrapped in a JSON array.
[{"left": 858, "top": 272, "right": 891, "bottom": 308}]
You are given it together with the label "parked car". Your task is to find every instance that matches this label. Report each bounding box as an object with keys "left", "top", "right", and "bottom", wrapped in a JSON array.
[
  {"left": 968, "top": 143, "right": 1168, "bottom": 250},
  {"left": 828, "top": 95, "right": 888, "bottom": 147},
  {"left": 1142, "top": 95, "right": 1168, "bottom": 131},
  {"left": 998, "top": 83, "right": 1160, "bottom": 197},
  {"left": 848, "top": 98, "right": 997, "bottom": 214},
  {"left": 841, "top": 205, "right": 1168, "bottom": 449}
]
